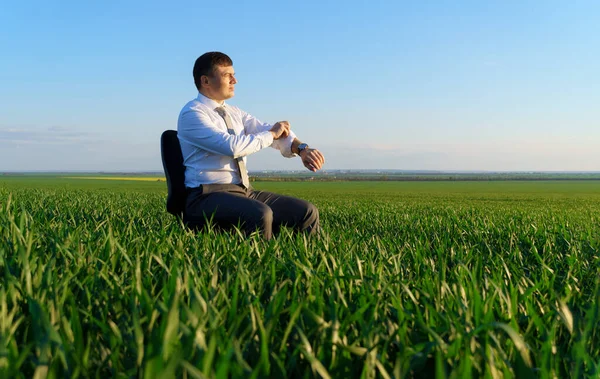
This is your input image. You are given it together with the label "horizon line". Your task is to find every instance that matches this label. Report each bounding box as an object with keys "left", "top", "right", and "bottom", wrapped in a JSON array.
[{"left": 2, "top": 170, "right": 600, "bottom": 174}]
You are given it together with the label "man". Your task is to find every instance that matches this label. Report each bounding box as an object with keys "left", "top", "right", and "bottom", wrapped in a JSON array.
[{"left": 177, "top": 52, "right": 325, "bottom": 239}]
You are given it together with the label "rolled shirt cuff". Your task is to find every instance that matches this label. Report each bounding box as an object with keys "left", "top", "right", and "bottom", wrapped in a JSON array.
[{"left": 274, "top": 130, "right": 297, "bottom": 158}]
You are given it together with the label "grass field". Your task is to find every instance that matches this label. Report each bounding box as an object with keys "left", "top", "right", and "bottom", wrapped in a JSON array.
[{"left": 0, "top": 177, "right": 599, "bottom": 378}]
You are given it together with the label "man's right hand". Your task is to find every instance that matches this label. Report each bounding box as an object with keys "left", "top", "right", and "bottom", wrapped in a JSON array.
[{"left": 270, "top": 121, "right": 290, "bottom": 140}]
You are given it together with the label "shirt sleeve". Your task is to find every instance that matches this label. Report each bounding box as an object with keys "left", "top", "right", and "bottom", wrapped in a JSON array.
[
  {"left": 178, "top": 107, "right": 273, "bottom": 158},
  {"left": 241, "top": 110, "right": 297, "bottom": 158}
]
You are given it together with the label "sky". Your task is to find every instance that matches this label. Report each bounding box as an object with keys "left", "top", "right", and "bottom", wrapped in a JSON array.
[{"left": 1, "top": 0, "right": 599, "bottom": 172}]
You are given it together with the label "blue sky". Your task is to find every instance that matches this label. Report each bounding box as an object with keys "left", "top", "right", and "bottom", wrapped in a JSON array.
[{"left": 1, "top": 0, "right": 598, "bottom": 172}]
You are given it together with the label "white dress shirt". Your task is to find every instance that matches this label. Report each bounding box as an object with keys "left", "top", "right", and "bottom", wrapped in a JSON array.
[{"left": 177, "top": 92, "right": 297, "bottom": 188}]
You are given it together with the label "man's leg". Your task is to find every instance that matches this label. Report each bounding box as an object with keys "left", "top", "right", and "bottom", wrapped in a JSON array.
[
  {"left": 249, "top": 190, "right": 320, "bottom": 235},
  {"left": 185, "top": 185, "right": 274, "bottom": 239}
]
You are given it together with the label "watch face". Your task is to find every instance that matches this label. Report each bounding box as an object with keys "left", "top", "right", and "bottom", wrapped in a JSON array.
[{"left": 298, "top": 143, "right": 308, "bottom": 152}]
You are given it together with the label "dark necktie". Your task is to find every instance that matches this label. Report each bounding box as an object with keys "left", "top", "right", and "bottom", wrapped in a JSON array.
[{"left": 215, "top": 106, "right": 250, "bottom": 188}]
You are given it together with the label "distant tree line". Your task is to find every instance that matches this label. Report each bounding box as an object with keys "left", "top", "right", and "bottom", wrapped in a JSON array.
[{"left": 251, "top": 174, "right": 600, "bottom": 182}]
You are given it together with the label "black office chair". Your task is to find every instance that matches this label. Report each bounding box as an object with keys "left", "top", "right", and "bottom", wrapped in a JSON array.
[{"left": 160, "top": 130, "right": 187, "bottom": 218}]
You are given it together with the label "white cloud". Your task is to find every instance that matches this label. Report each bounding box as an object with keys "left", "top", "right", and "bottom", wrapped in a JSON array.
[
  {"left": 0, "top": 126, "right": 101, "bottom": 145},
  {"left": 0, "top": 126, "right": 160, "bottom": 171},
  {"left": 1, "top": 126, "right": 598, "bottom": 172}
]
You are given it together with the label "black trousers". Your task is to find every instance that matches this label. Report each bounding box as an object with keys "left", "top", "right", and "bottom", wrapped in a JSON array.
[{"left": 184, "top": 184, "right": 320, "bottom": 239}]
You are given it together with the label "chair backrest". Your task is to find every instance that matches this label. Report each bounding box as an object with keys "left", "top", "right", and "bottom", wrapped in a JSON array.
[{"left": 160, "top": 130, "right": 186, "bottom": 216}]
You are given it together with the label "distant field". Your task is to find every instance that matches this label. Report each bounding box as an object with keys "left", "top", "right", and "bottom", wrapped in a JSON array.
[
  {"left": 0, "top": 176, "right": 598, "bottom": 377},
  {"left": 2, "top": 174, "right": 600, "bottom": 194}
]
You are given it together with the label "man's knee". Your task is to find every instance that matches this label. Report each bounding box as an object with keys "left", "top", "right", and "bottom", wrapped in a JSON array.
[
  {"left": 243, "top": 203, "right": 273, "bottom": 237},
  {"left": 305, "top": 202, "right": 318, "bottom": 220},
  {"left": 303, "top": 202, "right": 320, "bottom": 233},
  {"left": 260, "top": 205, "right": 274, "bottom": 227},
  {"left": 247, "top": 203, "right": 273, "bottom": 224}
]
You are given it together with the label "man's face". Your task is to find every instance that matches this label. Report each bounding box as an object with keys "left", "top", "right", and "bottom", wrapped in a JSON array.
[{"left": 204, "top": 64, "right": 237, "bottom": 102}]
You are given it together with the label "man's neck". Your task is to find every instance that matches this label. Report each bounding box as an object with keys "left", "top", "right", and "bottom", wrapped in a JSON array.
[{"left": 199, "top": 89, "right": 224, "bottom": 105}]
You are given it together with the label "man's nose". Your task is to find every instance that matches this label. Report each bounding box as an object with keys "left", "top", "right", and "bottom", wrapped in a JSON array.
[{"left": 231, "top": 76, "right": 237, "bottom": 84}]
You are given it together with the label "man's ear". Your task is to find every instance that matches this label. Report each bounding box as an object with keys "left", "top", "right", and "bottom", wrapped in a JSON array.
[{"left": 202, "top": 76, "right": 209, "bottom": 87}]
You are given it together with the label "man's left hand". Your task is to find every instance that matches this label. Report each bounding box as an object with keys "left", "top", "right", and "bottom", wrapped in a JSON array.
[{"left": 300, "top": 148, "right": 325, "bottom": 172}]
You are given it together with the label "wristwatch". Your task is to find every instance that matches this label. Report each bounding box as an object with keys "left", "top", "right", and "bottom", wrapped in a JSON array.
[{"left": 297, "top": 143, "right": 309, "bottom": 154}]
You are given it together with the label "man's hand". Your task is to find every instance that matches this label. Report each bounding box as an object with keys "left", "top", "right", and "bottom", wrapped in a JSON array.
[
  {"left": 270, "top": 121, "right": 290, "bottom": 140},
  {"left": 300, "top": 148, "right": 325, "bottom": 172}
]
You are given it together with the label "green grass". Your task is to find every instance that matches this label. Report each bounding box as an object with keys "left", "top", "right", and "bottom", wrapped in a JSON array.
[{"left": 0, "top": 177, "right": 599, "bottom": 378}]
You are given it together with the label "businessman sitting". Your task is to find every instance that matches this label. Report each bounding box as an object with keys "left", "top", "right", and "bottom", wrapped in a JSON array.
[{"left": 177, "top": 52, "right": 325, "bottom": 239}]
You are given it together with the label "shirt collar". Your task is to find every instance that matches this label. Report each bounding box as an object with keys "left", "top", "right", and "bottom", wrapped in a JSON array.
[{"left": 196, "top": 92, "right": 227, "bottom": 110}]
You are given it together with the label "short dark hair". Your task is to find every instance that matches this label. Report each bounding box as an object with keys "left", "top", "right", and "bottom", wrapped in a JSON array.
[{"left": 193, "top": 52, "right": 233, "bottom": 91}]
